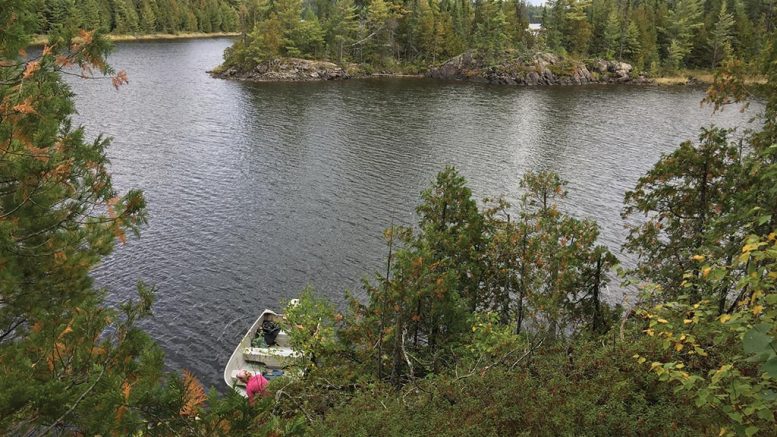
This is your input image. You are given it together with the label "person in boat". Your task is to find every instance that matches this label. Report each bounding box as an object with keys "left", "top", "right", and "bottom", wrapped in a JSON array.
[{"left": 236, "top": 369, "right": 269, "bottom": 405}]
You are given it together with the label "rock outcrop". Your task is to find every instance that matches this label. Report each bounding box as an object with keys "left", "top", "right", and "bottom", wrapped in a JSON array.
[
  {"left": 214, "top": 58, "right": 349, "bottom": 81},
  {"left": 427, "top": 52, "right": 651, "bottom": 85}
]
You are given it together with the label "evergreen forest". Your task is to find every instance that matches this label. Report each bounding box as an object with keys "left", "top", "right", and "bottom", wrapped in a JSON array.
[
  {"left": 2, "top": 0, "right": 777, "bottom": 435},
  {"left": 221, "top": 0, "right": 776, "bottom": 73},
  {"left": 31, "top": 0, "right": 242, "bottom": 35}
]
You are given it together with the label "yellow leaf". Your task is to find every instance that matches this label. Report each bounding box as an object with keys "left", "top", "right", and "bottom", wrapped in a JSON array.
[
  {"left": 675, "top": 342, "right": 684, "bottom": 352},
  {"left": 702, "top": 267, "right": 711, "bottom": 277},
  {"left": 676, "top": 363, "right": 685, "bottom": 369},
  {"left": 657, "top": 318, "right": 669, "bottom": 324},
  {"left": 719, "top": 314, "right": 732, "bottom": 324},
  {"left": 683, "top": 319, "right": 693, "bottom": 325},
  {"left": 691, "top": 255, "right": 705, "bottom": 262},
  {"left": 742, "top": 243, "right": 759, "bottom": 253},
  {"left": 752, "top": 305, "right": 764, "bottom": 316}
]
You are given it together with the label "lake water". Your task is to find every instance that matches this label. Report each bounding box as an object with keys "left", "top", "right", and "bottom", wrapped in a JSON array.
[{"left": 65, "top": 38, "right": 759, "bottom": 389}]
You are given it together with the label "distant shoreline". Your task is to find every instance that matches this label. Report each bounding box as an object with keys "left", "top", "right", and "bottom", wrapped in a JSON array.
[{"left": 30, "top": 32, "right": 239, "bottom": 47}]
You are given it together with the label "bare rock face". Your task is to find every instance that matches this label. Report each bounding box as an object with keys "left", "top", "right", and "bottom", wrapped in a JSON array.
[
  {"left": 427, "top": 52, "right": 650, "bottom": 86},
  {"left": 214, "top": 58, "right": 349, "bottom": 82}
]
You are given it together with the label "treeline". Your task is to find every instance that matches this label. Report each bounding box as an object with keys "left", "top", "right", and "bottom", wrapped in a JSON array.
[
  {"left": 542, "top": 0, "right": 776, "bottom": 70},
  {"left": 224, "top": 0, "right": 775, "bottom": 74},
  {"left": 30, "top": 0, "right": 241, "bottom": 35}
]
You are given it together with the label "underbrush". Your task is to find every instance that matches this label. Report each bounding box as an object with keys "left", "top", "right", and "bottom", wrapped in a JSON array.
[{"left": 271, "top": 335, "right": 721, "bottom": 436}]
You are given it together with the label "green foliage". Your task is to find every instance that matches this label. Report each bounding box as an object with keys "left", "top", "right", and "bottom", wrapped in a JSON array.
[
  {"left": 635, "top": 233, "right": 777, "bottom": 435},
  {"left": 631, "top": 33, "right": 777, "bottom": 435},
  {"left": 0, "top": 6, "right": 160, "bottom": 433},
  {"left": 32, "top": 0, "right": 242, "bottom": 35},
  {"left": 0, "top": 4, "right": 290, "bottom": 435},
  {"left": 661, "top": 0, "right": 704, "bottom": 70},
  {"left": 8, "top": 1, "right": 777, "bottom": 435},
  {"left": 473, "top": 0, "right": 509, "bottom": 61},
  {"left": 218, "top": 0, "right": 773, "bottom": 72},
  {"left": 310, "top": 336, "right": 711, "bottom": 436},
  {"left": 282, "top": 286, "right": 339, "bottom": 368},
  {"left": 709, "top": 1, "right": 735, "bottom": 68},
  {"left": 623, "top": 127, "right": 741, "bottom": 304}
]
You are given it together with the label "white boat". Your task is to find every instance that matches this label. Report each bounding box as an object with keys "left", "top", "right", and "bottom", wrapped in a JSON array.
[{"left": 223, "top": 308, "right": 301, "bottom": 396}]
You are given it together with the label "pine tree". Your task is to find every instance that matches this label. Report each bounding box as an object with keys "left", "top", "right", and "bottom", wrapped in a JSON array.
[
  {"left": 112, "top": 0, "right": 140, "bottom": 34},
  {"left": 661, "top": 0, "right": 703, "bottom": 69},
  {"left": 139, "top": 0, "right": 158, "bottom": 33},
  {"left": 709, "top": 0, "right": 735, "bottom": 68},
  {"left": 473, "top": 0, "right": 508, "bottom": 61},
  {"left": 0, "top": 3, "right": 163, "bottom": 433},
  {"left": 325, "top": 0, "right": 358, "bottom": 62},
  {"left": 603, "top": 7, "right": 621, "bottom": 57}
]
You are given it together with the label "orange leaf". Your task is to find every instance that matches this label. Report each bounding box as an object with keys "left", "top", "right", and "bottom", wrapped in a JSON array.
[
  {"left": 58, "top": 324, "right": 73, "bottom": 338},
  {"left": 114, "top": 223, "right": 127, "bottom": 244},
  {"left": 179, "top": 370, "right": 207, "bottom": 416},
  {"left": 55, "top": 55, "right": 70, "bottom": 67},
  {"left": 122, "top": 381, "right": 132, "bottom": 402},
  {"left": 112, "top": 70, "right": 129, "bottom": 90},
  {"left": 23, "top": 61, "right": 40, "bottom": 79},
  {"left": 12, "top": 99, "right": 36, "bottom": 114},
  {"left": 42, "top": 44, "right": 53, "bottom": 56},
  {"left": 79, "top": 29, "right": 94, "bottom": 45},
  {"left": 115, "top": 405, "right": 127, "bottom": 423}
]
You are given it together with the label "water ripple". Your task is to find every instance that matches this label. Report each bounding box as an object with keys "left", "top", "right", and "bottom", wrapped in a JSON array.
[{"left": 66, "top": 39, "right": 760, "bottom": 389}]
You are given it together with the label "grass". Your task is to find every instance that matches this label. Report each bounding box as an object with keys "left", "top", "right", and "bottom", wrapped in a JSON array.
[
  {"left": 653, "top": 68, "right": 766, "bottom": 85},
  {"left": 30, "top": 32, "right": 239, "bottom": 47}
]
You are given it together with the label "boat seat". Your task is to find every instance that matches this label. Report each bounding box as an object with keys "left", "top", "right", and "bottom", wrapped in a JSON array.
[
  {"left": 230, "top": 368, "right": 287, "bottom": 387},
  {"left": 243, "top": 346, "right": 301, "bottom": 367}
]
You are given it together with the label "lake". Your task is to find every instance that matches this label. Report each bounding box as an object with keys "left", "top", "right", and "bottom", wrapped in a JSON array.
[{"left": 65, "top": 38, "right": 758, "bottom": 389}]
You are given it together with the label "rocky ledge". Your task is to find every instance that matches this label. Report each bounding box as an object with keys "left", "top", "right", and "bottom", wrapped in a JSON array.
[
  {"left": 213, "top": 58, "right": 349, "bottom": 81},
  {"left": 427, "top": 52, "right": 651, "bottom": 86}
]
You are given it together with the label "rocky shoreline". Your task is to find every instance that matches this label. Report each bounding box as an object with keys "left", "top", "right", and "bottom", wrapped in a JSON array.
[
  {"left": 213, "top": 52, "right": 654, "bottom": 85},
  {"left": 213, "top": 58, "right": 351, "bottom": 81},
  {"left": 427, "top": 52, "right": 651, "bottom": 85}
]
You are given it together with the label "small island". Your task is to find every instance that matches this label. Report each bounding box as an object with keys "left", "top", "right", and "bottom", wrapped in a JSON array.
[{"left": 209, "top": 0, "right": 765, "bottom": 86}]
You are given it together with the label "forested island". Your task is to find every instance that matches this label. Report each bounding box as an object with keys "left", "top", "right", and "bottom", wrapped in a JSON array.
[
  {"left": 2, "top": 0, "right": 777, "bottom": 436},
  {"left": 214, "top": 0, "right": 774, "bottom": 84}
]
